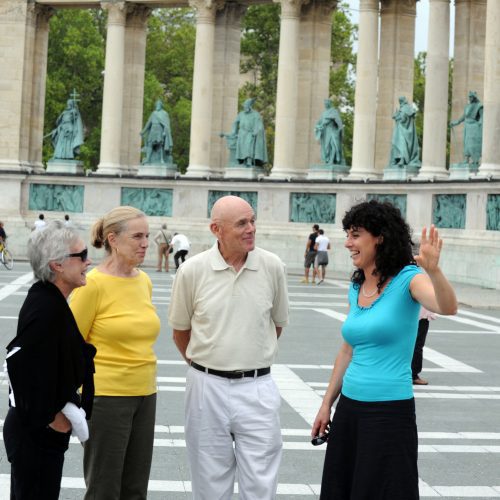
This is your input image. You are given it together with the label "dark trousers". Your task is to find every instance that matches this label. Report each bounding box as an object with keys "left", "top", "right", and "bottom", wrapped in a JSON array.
[
  {"left": 320, "top": 395, "right": 419, "bottom": 500},
  {"left": 3, "top": 407, "right": 70, "bottom": 500},
  {"left": 83, "top": 394, "right": 156, "bottom": 500},
  {"left": 412, "top": 319, "right": 429, "bottom": 379},
  {"left": 174, "top": 250, "right": 188, "bottom": 269}
]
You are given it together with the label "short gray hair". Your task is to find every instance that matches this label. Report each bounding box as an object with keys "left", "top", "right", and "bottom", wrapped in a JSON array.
[{"left": 28, "top": 220, "right": 81, "bottom": 283}]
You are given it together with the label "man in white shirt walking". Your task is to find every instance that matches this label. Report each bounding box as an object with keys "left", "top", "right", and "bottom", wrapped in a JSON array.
[
  {"left": 170, "top": 232, "right": 190, "bottom": 270},
  {"left": 314, "top": 229, "right": 331, "bottom": 285}
]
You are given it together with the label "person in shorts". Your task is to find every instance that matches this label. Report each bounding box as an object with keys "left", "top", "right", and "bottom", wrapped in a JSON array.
[
  {"left": 314, "top": 229, "right": 330, "bottom": 285},
  {"left": 301, "top": 224, "right": 320, "bottom": 284}
]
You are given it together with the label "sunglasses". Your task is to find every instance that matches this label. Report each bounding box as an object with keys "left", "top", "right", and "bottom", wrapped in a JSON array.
[{"left": 65, "top": 248, "right": 88, "bottom": 262}]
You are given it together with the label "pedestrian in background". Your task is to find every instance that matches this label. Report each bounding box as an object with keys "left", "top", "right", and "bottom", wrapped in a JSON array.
[
  {"left": 0, "top": 221, "right": 6, "bottom": 244},
  {"left": 154, "top": 222, "right": 172, "bottom": 272},
  {"left": 169, "top": 195, "right": 289, "bottom": 499},
  {"left": 412, "top": 306, "right": 437, "bottom": 386},
  {"left": 314, "top": 229, "right": 331, "bottom": 285},
  {"left": 33, "top": 213, "right": 47, "bottom": 231},
  {"left": 170, "top": 232, "right": 190, "bottom": 270},
  {"left": 312, "top": 200, "right": 457, "bottom": 499},
  {"left": 3, "top": 221, "right": 95, "bottom": 499},
  {"left": 70, "top": 206, "right": 160, "bottom": 500},
  {"left": 301, "top": 224, "right": 319, "bottom": 284}
]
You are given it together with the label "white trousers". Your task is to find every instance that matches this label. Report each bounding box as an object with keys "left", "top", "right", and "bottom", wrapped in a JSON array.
[{"left": 185, "top": 366, "right": 283, "bottom": 500}]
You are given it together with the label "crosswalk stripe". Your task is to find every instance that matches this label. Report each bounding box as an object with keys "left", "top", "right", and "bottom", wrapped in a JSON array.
[{"left": 0, "top": 273, "right": 33, "bottom": 302}]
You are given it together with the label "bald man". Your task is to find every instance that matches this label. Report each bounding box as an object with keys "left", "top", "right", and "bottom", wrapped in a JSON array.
[{"left": 168, "top": 195, "right": 289, "bottom": 500}]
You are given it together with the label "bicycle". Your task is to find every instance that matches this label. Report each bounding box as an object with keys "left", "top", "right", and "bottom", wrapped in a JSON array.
[{"left": 0, "top": 241, "right": 14, "bottom": 270}]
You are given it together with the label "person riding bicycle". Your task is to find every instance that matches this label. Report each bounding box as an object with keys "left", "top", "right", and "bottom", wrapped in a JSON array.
[{"left": 0, "top": 221, "right": 7, "bottom": 246}]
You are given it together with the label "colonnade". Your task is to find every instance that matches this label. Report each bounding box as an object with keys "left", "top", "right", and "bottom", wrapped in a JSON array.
[{"left": 0, "top": 0, "right": 499, "bottom": 180}]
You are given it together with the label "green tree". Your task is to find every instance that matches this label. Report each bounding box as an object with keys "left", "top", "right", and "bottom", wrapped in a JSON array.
[
  {"left": 45, "top": 9, "right": 105, "bottom": 170},
  {"left": 144, "top": 9, "right": 196, "bottom": 172}
]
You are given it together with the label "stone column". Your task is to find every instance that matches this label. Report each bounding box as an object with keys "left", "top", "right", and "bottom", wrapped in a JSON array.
[
  {"left": 121, "top": 4, "right": 151, "bottom": 174},
  {"left": 419, "top": 0, "right": 450, "bottom": 180},
  {"left": 211, "top": 3, "right": 246, "bottom": 174},
  {"left": 97, "top": 1, "right": 127, "bottom": 176},
  {"left": 0, "top": 1, "right": 35, "bottom": 172},
  {"left": 450, "top": 0, "right": 486, "bottom": 165},
  {"left": 270, "top": 0, "right": 303, "bottom": 180},
  {"left": 374, "top": 0, "right": 417, "bottom": 174},
  {"left": 479, "top": 0, "right": 500, "bottom": 177},
  {"left": 185, "top": 0, "right": 223, "bottom": 178},
  {"left": 349, "top": 0, "right": 379, "bottom": 180},
  {"left": 29, "top": 5, "right": 54, "bottom": 174},
  {"left": 298, "top": 0, "right": 336, "bottom": 174}
]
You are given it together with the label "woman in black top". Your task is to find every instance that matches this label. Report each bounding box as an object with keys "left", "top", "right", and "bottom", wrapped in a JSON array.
[{"left": 3, "top": 220, "right": 96, "bottom": 499}]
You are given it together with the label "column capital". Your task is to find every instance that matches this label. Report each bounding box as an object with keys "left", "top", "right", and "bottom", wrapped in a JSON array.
[
  {"left": 274, "top": 0, "right": 309, "bottom": 20},
  {"left": 302, "top": 0, "right": 337, "bottom": 19},
  {"left": 359, "top": 0, "right": 379, "bottom": 12},
  {"left": 126, "top": 4, "right": 152, "bottom": 28},
  {"left": 101, "top": 1, "right": 128, "bottom": 26},
  {"left": 35, "top": 5, "right": 56, "bottom": 26},
  {"left": 189, "top": 0, "right": 225, "bottom": 24},
  {"left": 381, "top": 0, "right": 417, "bottom": 15}
]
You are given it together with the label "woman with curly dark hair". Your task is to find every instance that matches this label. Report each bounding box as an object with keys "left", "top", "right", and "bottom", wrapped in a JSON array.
[{"left": 311, "top": 199, "right": 457, "bottom": 499}]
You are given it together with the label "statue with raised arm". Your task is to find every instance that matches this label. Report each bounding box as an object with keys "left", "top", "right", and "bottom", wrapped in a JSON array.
[
  {"left": 230, "top": 98, "right": 268, "bottom": 167},
  {"left": 50, "top": 91, "right": 84, "bottom": 160},
  {"left": 388, "top": 96, "right": 421, "bottom": 168},
  {"left": 140, "top": 99, "right": 174, "bottom": 165},
  {"left": 450, "top": 91, "right": 483, "bottom": 168},
  {"left": 315, "top": 99, "right": 345, "bottom": 165}
]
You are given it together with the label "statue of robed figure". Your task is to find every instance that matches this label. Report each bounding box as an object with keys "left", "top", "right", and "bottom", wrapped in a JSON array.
[
  {"left": 315, "top": 99, "right": 345, "bottom": 165},
  {"left": 230, "top": 98, "right": 268, "bottom": 167},
  {"left": 140, "top": 99, "right": 174, "bottom": 165},
  {"left": 388, "top": 96, "right": 421, "bottom": 168},
  {"left": 50, "top": 93, "right": 84, "bottom": 160}
]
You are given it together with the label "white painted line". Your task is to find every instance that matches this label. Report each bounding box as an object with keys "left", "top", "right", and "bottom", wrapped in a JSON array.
[
  {"left": 440, "top": 314, "right": 500, "bottom": 333},
  {"left": 0, "top": 273, "right": 33, "bottom": 302},
  {"left": 457, "top": 309, "right": 500, "bottom": 325},
  {"left": 311, "top": 308, "right": 347, "bottom": 322},
  {"left": 309, "top": 382, "right": 500, "bottom": 393},
  {"left": 429, "top": 329, "right": 500, "bottom": 335},
  {"left": 423, "top": 346, "right": 482, "bottom": 373},
  {"left": 433, "top": 486, "right": 500, "bottom": 497},
  {"left": 0, "top": 316, "right": 17, "bottom": 320},
  {"left": 290, "top": 301, "right": 347, "bottom": 307},
  {"left": 289, "top": 292, "right": 346, "bottom": 298},
  {"left": 272, "top": 364, "right": 324, "bottom": 426}
]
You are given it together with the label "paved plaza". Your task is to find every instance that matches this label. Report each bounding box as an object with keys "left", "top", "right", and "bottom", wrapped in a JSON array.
[{"left": 0, "top": 263, "right": 500, "bottom": 499}]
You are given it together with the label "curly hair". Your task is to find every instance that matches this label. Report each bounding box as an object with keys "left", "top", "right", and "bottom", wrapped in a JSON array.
[{"left": 342, "top": 199, "right": 415, "bottom": 292}]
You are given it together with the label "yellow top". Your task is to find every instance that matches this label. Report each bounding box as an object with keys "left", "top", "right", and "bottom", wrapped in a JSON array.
[{"left": 70, "top": 268, "right": 160, "bottom": 396}]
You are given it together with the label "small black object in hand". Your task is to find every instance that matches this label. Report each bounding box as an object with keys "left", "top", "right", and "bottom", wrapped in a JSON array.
[{"left": 311, "top": 432, "right": 329, "bottom": 446}]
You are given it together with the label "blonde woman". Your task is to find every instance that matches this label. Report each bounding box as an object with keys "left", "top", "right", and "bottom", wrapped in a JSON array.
[{"left": 70, "top": 206, "right": 160, "bottom": 500}]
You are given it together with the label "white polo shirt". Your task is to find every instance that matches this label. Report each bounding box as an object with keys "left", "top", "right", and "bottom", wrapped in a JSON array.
[{"left": 168, "top": 243, "right": 289, "bottom": 370}]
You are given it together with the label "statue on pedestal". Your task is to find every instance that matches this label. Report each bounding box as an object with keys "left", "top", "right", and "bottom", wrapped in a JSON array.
[
  {"left": 450, "top": 91, "right": 483, "bottom": 169},
  {"left": 388, "top": 96, "right": 421, "bottom": 168},
  {"left": 50, "top": 90, "right": 84, "bottom": 160},
  {"left": 229, "top": 98, "right": 268, "bottom": 167},
  {"left": 314, "top": 99, "right": 345, "bottom": 165},
  {"left": 140, "top": 99, "right": 173, "bottom": 165}
]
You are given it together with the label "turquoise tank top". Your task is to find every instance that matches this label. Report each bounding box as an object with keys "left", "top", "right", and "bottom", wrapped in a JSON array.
[{"left": 341, "top": 265, "right": 423, "bottom": 402}]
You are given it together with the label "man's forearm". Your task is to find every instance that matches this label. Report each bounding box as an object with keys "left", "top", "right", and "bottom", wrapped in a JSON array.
[{"left": 173, "top": 329, "right": 191, "bottom": 364}]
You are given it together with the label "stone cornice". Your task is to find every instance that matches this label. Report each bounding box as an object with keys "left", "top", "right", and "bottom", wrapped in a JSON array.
[{"left": 380, "top": 0, "right": 417, "bottom": 16}]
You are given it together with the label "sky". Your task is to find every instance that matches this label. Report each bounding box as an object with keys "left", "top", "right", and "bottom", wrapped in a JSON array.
[{"left": 344, "top": 0, "right": 455, "bottom": 56}]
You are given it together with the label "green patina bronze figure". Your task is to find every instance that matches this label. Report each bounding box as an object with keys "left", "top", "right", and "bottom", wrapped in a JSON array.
[
  {"left": 140, "top": 99, "right": 174, "bottom": 165},
  {"left": 50, "top": 90, "right": 84, "bottom": 160},
  {"left": 450, "top": 91, "right": 483, "bottom": 170},
  {"left": 388, "top": 96, "right": 421, "bottom": 169},
  {"left": 315, "top": 99, "right": 345, "bottom": 165},
  {"left": 230, "top": 98, "right": 268, "bottom": 167}
]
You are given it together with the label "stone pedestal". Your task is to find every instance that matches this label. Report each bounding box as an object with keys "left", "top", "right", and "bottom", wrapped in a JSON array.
[
  {"left": 46, "top": 159, "right": 84, "bottom": 175},
  {"left": 307, "top": 163, "right": 349, "bottom": 181},
  {"left": 449, "top": 162, "right": 479, "bottom": 180},
  {"left": 224, "top": 165, "right": 266, "bottom": 180},
  {"left": 383, "top": 165, "right": 420, "bottom": 181},
  {"left": 137, "top": 163, "right": 177, "bottom": 178}
]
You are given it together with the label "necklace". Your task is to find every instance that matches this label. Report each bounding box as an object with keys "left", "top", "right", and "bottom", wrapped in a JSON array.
[{"left": 361, "top": 283, "right": 378, "bottom": 298}]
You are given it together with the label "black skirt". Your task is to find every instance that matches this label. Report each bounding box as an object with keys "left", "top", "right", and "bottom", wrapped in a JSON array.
[{"left": 320, "top": 394, "right": 419, "bottom": 500}]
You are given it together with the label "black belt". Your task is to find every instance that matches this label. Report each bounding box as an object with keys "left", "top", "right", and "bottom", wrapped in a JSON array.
[{"left": 190, "top": 361, "right": 270, "bottom": 379}]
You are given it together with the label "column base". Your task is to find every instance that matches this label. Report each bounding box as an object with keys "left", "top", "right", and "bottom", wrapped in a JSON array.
[
  {"left": 137, "top": 163, "right": 177, "bottom": 178},
  {"left": 307, "top": 163, "right": 350, "bottom": 181},
  {"left": 417, "top": 166, "right": 450, "bottom": 181},
  {"left": 46, "top": 159, "right": 84, "bottom": 175},
  {"left": 383, "top": 165, "right": 420, "bottom": 181},
  {"left": 95, "top": 163, "right": 130, "bottom": 177},
  {"left": 0, "top": 159, "right": 33, "bottom": 173},
  {"left": 184, "top": 164, "right": 224, "bottom": 179},
  {"left": 268, "top": 167, "right": 307, "bottom": 181},
  {"left": 224, "top": 165, "right": 266, "bottom": 180},
  {"left": 347, "top": 167, "right": 380, "bottom": 181},
  {"left": 449, "top": 162, "right": 480, "bottom": 180},
  {"left": 478, "top": 163, "right": 500, "bottom": 180}
]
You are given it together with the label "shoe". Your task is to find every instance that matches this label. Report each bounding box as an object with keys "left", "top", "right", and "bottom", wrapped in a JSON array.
[
  {"left": 300, "top": 278, "right": 309, "bottom": 284},
  {"left": 311, "top": 280, "right": 316, "bottom": 285},
  {"left": 413, "top": 377, "right": 428, "bottom": 385},
  {"left": 155, "top": 269, "right": 162, "bottom": 272},
  {"left": 317, "top": 279, "right": 324, "bottom": 285}
]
